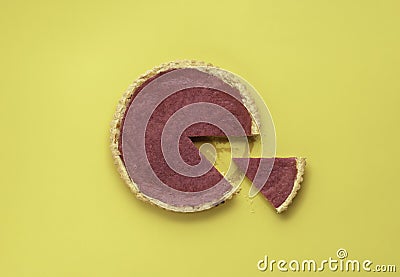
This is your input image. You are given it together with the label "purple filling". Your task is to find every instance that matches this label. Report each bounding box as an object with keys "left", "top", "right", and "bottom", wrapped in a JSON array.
[
  {"left": 120, "top": 68, "right": 253, "bottom": 207},
  {"left": 145, "top": 87, "right": 251, "bottom": 192},
  {"left": 233, "top": 158, "right": 298, "bottom": 208}
]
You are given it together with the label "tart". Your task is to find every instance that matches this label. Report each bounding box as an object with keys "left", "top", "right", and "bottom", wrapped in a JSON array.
[
  {"left": 233, "top": 157, "right": 306, "bottom": 213},
  {"left": 110, "top": 60, "right": 306, "bottom": 213},
  {"left": 110, "top": 60, "right": 258, "bottom": 212}
]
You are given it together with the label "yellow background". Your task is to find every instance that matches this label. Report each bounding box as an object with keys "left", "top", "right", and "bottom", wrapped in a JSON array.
[{"left": 1, "top": 0, "right": 399, "bottom": 276}]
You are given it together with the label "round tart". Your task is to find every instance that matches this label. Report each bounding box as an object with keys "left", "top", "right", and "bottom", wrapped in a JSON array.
[{"left": 110, "top": 60, "right": 259, "bottom": 212}]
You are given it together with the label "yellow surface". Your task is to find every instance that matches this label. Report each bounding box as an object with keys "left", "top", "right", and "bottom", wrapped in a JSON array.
[{"left": 1, "top": 1, "right": 399, "bottom": 276}]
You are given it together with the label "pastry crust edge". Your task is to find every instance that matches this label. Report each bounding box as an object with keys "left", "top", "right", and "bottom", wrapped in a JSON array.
[{"left": 275, "top": 157, "right": 306, "bottom": 213}]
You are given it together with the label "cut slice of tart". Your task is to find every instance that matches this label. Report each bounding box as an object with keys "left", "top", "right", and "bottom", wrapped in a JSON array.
[{"left": 233, "top": 157, "right": 306, "bottom": 213}]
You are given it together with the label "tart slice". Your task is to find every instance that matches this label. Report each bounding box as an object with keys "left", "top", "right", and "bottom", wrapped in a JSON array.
[{"left": 233, "top": 157, "right": 306, "bottom": 213}]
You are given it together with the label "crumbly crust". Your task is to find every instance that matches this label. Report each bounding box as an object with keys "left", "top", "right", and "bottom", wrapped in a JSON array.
[{"left": 275, "top": 157, "right": 306, "bottom": 213}]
